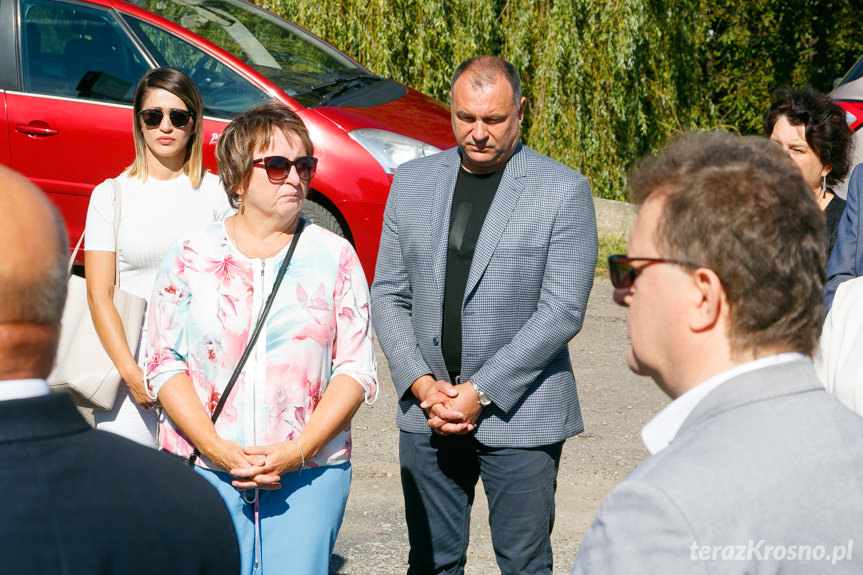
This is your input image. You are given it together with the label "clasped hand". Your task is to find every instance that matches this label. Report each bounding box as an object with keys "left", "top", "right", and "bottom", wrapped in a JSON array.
[
  {"left": 208, "top": 438, "right": 305, "bottom": 491},
  {"left": 417, "top": 378, "right": 483, "bottom": 436}
]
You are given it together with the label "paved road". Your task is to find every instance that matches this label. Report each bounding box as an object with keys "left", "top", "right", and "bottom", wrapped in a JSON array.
[{"left": 330, "top": 275, "right": 669, "bottom": 574}]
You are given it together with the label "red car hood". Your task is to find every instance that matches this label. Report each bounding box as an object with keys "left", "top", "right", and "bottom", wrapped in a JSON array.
[{"left": 318, "top": 87, "right": 456, "bottom": 151}]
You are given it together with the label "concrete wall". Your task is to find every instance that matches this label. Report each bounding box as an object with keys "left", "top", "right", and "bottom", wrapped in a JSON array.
[{"left": 594, "top": 197, "right": 637, "bottom": 237}]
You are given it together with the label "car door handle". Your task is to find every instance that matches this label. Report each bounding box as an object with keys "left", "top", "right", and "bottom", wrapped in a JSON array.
[{"left": 16, "top": 122, "right": 59, "bottom": 136}]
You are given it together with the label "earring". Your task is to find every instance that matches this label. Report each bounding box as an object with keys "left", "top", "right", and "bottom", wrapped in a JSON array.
[
  {"left": 822, "top": 174, "right": 827, "bottom": 193},
  {"left": 238, "top": 196, "right": 245, "bottom": 216}
]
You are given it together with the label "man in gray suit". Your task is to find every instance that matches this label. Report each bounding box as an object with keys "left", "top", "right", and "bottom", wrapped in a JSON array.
[
  {"left": 571, "top": 132, "right": 863, "bottom": 574},
  {"left": 371, "top": 56, "right": 597, "bottom": 574}
]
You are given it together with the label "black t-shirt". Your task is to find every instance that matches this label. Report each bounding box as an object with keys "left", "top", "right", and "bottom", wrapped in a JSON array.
[{"left": 441, "top": 165, "right": 505, "bottom": 376}]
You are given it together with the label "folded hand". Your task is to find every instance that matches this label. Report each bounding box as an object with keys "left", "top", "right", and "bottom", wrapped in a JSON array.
[
  {"left": 419, "top": 380, "right": 481, "bottom": 436},
  {"left": 230, "top": 441, "right": 304, "bottom": 491},
  {"left": 205, "top": 438, "right": 263, "bottom": 477}
]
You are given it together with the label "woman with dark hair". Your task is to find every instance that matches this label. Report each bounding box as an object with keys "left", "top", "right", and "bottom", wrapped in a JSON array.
[
  {"left": 763, "top": 87, "right": 853, "bottom": 256},
  {"left": 85, "top": 68, "right": 232, "bottom": 446},
  {"left": 146, "top": 100, "right": 377, "bottom": 573}
]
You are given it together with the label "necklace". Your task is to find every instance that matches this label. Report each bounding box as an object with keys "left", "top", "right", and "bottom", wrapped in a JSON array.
[{"left": 232, "top": 216, "right": 294, "bottom": 259}]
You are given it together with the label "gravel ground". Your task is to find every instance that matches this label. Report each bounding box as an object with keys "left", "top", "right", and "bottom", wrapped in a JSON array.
[{"left": 330, "top": 275, "right": 669, "bottom": 574}]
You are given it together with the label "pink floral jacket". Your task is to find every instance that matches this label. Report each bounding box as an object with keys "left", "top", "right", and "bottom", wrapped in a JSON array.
[{"left": 146, "top": 220, "right": 377, "bottom": 469}]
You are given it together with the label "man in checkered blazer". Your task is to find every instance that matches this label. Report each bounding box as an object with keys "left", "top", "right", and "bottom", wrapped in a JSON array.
[{"left": 371, "top": 56, "right": 598, "bottom": 574}]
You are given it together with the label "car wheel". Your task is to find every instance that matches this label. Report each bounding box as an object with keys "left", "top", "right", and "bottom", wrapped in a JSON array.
[{"left": 300, "top": 199, "right": 346, "bottom": 238}]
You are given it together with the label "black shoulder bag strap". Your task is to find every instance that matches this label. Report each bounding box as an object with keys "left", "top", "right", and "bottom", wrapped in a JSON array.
[{"left": 186, "top": 219, "right": 304, "bottom": 466}]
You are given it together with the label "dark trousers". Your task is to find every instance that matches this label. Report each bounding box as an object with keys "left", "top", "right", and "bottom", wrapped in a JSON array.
[{"left": 399, "top": 431, "right": 564, "bottom": 575}]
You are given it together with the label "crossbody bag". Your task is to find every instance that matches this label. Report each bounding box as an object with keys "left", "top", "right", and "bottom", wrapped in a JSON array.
[{"left": 184, "top": 219, "right": 304, "bottom": 466}]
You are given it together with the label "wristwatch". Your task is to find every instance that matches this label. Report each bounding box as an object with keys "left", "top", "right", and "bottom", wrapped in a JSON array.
[{"left": 471, "top": 381, "right": 492, "bottom": 407}]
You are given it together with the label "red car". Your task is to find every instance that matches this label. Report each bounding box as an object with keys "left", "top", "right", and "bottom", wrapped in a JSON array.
[
  {"left": 0, "top": 0, "right": 454, "bottom": 281},
  {"left": 831, "top": 54, "right": 863, "bottom": 198}
]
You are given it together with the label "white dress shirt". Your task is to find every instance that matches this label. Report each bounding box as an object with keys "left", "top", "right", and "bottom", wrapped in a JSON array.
[
  {"left": 0, "top": 378, "right": 50, "bottom": 401},
  {"left": 641, "top": 353, "right": 806, "bottom": 454}
]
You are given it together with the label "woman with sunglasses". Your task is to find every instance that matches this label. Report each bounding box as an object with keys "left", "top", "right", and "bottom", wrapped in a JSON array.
[
  {"left": 145, "top": 100, "right": 377, "bottom": 574},
  {"left": 84, "top": 68, "right": 232, "bottom": 446}
]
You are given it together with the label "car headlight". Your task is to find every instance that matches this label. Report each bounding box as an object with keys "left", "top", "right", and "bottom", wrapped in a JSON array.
[{"left": 349, "top": 129, "right": 441, "bottom": 175}]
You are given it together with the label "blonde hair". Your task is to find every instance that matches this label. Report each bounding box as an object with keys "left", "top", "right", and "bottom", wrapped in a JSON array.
[{"left": 127, "top": 68, "right": 204, "bottom": 187}]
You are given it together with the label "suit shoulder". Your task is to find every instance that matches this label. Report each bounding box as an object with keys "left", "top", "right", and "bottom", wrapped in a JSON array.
[
  {"left": 517, "top": 145, "right": 589, "bottom": 184},
  {"left": 626, "top": 386, "right": 863, "bottom": 500},
  {"left": 573, "top": 475, "right": 697, "bottom": 575},
  {"left": 87, "top": 432, "right": 238, "bottom": 527},
  {"left": 57, "top": 430, "right": 240, "bottom": 571},
  {"left": 393, "top": 147, "right": 459, "bottom": 178},
  {"left": 85, "top": 431, "right": 220, "bottom": 499}
]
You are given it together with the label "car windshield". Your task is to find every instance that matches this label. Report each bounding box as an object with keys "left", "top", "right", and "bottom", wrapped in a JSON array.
[
  {"left": 128, "top": 0, "right": 375, "bottom": 106},
  {"left": 837, "top": 54, "right": 863, "bottom": 88}
]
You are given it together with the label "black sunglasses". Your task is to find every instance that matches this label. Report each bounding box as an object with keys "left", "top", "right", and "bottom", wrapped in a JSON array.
[
  {"left": 252, "top": 156, "right": 318, "bottom": 183},
  {"left": 139, "top": 108, "right": 194, "bottom": 129},
  {"left": 607, "top": 255, "right": 699, "bottom": 289}
]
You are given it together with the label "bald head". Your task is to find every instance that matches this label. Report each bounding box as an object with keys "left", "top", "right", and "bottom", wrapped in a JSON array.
[
  {"left": 451, "top": 56, "right": 523, "bottom": 108},
  {"left": 0, "top": 167, "right": 68, "bottom": 380},
  {"left": 0, "top": 166, "right": 68, "bottom": 324}
]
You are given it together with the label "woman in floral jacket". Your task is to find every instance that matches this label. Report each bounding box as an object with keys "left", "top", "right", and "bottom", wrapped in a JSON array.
[{"left": 146, "top": 101, "right": 377, "bottom": 574}]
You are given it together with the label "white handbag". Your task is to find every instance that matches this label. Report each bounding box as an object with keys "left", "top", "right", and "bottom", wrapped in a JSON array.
[{"left": 48, "top": 179, "right": 146, "bottom": 410}]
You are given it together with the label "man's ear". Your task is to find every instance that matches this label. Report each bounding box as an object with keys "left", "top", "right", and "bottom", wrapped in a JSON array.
[{"left": 689, "top": 268, "right": 724, "bottom": 333}]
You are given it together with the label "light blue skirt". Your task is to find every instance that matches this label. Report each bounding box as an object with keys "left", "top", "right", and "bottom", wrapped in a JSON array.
[{"left": 195, "top": 462, "right": 351, "bottom": 575}]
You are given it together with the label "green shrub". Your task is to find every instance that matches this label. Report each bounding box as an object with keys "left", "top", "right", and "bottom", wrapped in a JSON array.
[{"left": 597, "top": 233, "right": 629, "bottom": 273}]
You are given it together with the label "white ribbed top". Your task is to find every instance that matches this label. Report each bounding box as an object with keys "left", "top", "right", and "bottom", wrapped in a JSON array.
[{"left": 84, "top": 171, "right": 234, "bottom": 301}]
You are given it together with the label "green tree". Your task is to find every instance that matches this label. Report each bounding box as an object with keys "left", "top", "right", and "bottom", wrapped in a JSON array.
[{"left": 257, "top": 0, "right": 862, "bottom": 200}]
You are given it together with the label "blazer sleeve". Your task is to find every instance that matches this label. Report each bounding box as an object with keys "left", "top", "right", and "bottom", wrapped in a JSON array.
[
  {"left": 370, "top": 169, "right": 433, "bottom": 400},
  {"left": 826, "top": 164, "right": 863, "bottom": 314},
  {"left": 571, "top": 480, "right": 708, "bottom": 575},
  {"left": 470, "top": 174, "right": 597, "bottom": 413}
]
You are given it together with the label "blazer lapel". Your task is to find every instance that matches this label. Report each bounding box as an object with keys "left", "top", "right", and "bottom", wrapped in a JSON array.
[
  {"left": 431, "top": 149, "right": 461, "bottom": 295},
  {"left": 464, "top": 144, "right": 525, "bottom": 299}
]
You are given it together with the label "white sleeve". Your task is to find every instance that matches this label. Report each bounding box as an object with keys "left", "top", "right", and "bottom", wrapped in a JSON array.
[
  {"left": 84, "top": 178, "right": 119, "bottom": 252},
  {"left": 203, "top": 171, "right": 235, "bottom": 221},
  {"left": 815, "top": 277, "right": 863, "bottom": 416}
]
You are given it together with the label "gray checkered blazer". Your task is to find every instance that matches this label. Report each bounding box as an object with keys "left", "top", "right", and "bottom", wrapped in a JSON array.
[{"left": 370, "top": 144, "right": 598, "bottom": 447}]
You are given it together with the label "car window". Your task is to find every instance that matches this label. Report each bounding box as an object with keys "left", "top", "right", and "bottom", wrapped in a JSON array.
[
  {"left": 126, "top": 0, "right": 370, "bottom": 107},
  {"left": 123, "top": 15, "right": 269, "bottom": 119},
  {"left": 837, "top": 54, "right": 863, "bottom": 89},
  {"left": 20, "top": 0, "right": 148, "bottom": 102}
]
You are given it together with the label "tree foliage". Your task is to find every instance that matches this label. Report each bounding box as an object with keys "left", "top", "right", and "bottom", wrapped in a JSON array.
[{"left": 259, "top": 0, "right": 862, "bottom": 200}]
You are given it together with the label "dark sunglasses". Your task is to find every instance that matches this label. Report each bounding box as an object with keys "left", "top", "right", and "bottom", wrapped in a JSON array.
[
  {"left": 607, "top": 255, "right": 699, "bottom": 289},
  {"left": 252, "top": 156, "right": 318, "bottom": 182},
  {"left": 139, "top": 108, "right": 194, "bottom": 129}
]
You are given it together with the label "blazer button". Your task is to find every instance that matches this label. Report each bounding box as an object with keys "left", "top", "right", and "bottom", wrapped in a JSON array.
[{"left": 433, "top": 337, "right": 440, "bottom": 346}]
